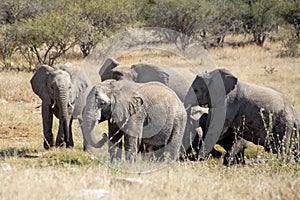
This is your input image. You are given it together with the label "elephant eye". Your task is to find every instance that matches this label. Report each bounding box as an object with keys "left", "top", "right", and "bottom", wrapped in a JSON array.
[{"left": 96, "top": 99, "right": 106, "bottom": 108}]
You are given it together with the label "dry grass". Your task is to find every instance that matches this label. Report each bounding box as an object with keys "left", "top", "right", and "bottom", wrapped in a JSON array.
[{"left": 0, "top": 42, "right": 300, "bottom": 200}]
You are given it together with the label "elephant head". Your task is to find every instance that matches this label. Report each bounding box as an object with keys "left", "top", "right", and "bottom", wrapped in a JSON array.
[
  {"left": 30, "top": 64, "right": 91, "bottom": 148},
  {"left": 186, "top": 68, "right": 237, "bottom": 157},
  {"left": 189, "top": 68, "right": 237, "bottom": 108},
  {"left": 82, "top": 80, "right": 144, "bottom": 148}
]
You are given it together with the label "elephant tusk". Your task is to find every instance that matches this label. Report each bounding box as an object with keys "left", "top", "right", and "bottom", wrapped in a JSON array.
[
  {"left": 185, "top": 104, "right": 191, "bottom": 111},
  {"left": 52, "top": 100, "right": 56, "bottom": 109},
  {"left": 68, "top": 102, "right": 74, "bottom": 110}
]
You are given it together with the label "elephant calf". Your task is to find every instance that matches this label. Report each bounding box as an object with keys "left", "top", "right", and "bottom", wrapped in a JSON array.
[
  {"left": 31, "top": 64, "right": 91, "bottom": 149},
  {"left": 82, "top": 79, "right": 187, "bottom": 161}
]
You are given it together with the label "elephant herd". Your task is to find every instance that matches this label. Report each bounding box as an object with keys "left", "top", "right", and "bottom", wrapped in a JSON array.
[{"left": 30, "top": 58, "right": 300, "bottom": 165}]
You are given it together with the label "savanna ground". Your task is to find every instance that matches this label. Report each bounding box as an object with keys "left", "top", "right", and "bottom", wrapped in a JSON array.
[{"left": 0, "top": 40, "right": 300, "bottom": 200}]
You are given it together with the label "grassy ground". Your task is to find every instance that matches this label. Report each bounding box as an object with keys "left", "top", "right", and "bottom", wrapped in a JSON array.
[{"left": 0, "top": 42, "right": 300, "bottom": 200}]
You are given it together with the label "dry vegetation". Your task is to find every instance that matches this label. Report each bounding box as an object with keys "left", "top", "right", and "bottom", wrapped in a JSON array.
[{"left": 0, "top": 42, "right": 300, "bottom": 200}]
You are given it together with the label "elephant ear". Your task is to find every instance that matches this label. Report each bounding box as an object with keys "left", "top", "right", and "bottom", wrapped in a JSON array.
[
  {"left": 129, "top": 93, "right": 144, "bottom": 116},
  {"left": 204, "top": 68, "right": 237, "bottom": 95},
  {"left": 130, "top": 64, "right": 169, "bottom": 84},
  {"left": 30, "top": 65, "right": 54, "bottom": 105},
  {"left": 98, "top": 58, "right": 120, "bottom": 81},
  {"left": 218, "top": 68, "right": 237, "bottom": 94}
]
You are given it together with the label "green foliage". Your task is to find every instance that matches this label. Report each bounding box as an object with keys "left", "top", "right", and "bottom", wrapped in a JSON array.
[
  {"left": 278, "top": 0, "right": 300, "bottom": 41},
  {"left": 43, "top": 150, "right": 92, "bottom": 166},
  {"left": 241, "top": 0, "right": 282, "bottom": 46},
  {"left": 77, "top": 0, "right": 135, "bottom": 57},
  {"left": 11, "top": 0, "right": 93, "bottom": 67}
]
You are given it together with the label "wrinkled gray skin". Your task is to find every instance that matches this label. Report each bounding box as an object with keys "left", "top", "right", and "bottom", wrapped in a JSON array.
[
  {"left": 99, "top": 58, "right": 203, "bottom": 158},
  {"left": 82, "top": 79, "right": 187, "bottom": 161},
  {"left": 187, "top": 68, "right": 299, "bottom": 158},
  {"left": 31, "top": 64, "right": 91, "bottom": 149}
]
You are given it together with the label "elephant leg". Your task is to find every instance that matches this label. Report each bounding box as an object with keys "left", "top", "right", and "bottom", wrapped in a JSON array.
[
  {"left": 164, "top": 119, "right": 186, "bottom": 161},
  {"left": 68, "top": 118, "right": 74, "bottom": 147},
  {"left": 42, "top": 104, "right": 54, "bottom": 149},
  {"left": 123, "top": 118, "right": 143, "bottom": 161},
  {"left": 124, "top": 134, "right": 138, "bottom": 161},
  {"left": 56, "top": 119, "right": 65, "bottom": 147}
]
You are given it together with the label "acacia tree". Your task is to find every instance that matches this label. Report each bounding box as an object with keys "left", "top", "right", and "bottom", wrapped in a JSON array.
[
  {"left": 0, "top": 0, "right": 42, "bottom": 68},
  {"left": 78, "top": 0, "right": 135, "bottom": 57},
  {"left": 241, "top": 0, "right": 281, "bottom": 46},
  {"left": 279, "top": 1, "right": 300, "bottom": 41},
  {"left": 12, "top": 1, "right": 92, "bottom": 67},
  {"left": 136, "top": 0, "right": 210, "bottom": 48}
]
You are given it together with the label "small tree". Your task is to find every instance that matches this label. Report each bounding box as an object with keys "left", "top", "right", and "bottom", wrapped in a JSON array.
[
  {"left": 137, "top": 0, "right": 210, "bottom": 47},
  {"left": 0, "top": 0, "right": 42, "bottom": 69},
  {"left": 279, "top": 1, "right": 300, "bottom": 41},
  {"left": 78, "top": 0, "right": 135, "bottom": 57},
  {"left": 13, "top": 6, "right": 91, "bottom": 67},
  {"left": 242, "top": 0, "right": 280, "bottom": 46}
]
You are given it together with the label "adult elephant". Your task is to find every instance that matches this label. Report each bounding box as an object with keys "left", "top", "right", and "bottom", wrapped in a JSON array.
[
  {"left": 82, "top": 79, "right": 187, "bottom": 161},
  {"left": 30, "top": 64, "right": 91, "bottom": 149},
  {"left": 187, "top": 68, "right": 299, "bottom": 160}
]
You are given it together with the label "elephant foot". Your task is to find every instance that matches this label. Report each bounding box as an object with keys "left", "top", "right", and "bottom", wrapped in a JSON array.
[
  {"left": 55, "top": 142, "right": 65, "bottom": 148},
  {"left": 66, "top": 139, "right": 74, "bottom": 148},
  {"left": 43, "top": 140, "right": 54, "bottom": 150},
  {"left": 43, "top": 136, "right": 54, "bottom": 150}
]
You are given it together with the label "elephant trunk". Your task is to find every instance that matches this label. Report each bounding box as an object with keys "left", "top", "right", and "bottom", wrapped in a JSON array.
[
  {"left": 82, "top": 89, "right": 106, "bottom": 148},
  {"left": 58, "top": 87, "right": 71, "bottom": 147}
]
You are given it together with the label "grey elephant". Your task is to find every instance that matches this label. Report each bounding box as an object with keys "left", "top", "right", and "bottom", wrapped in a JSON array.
[
  {"left": 187, "top": 68, "right": 299, "bottom": 160},
  {"left": 30, "top": 64, "right": 91, "bottom": 149},
  {"left": 82, "top": 79, "right": 187, "bottom": 161},
  {"left": 99, "top": 58, "right": 205, "bottom": 158}
]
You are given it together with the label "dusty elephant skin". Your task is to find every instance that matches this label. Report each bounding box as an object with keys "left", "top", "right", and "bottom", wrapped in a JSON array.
[
  {"left": 188, "top": 68, "right": 299, "bottom": 159},
  {"left": 82, "top": 79, "right": 187, "bottom": 161},
  {"left": 30, "top": 64, "right": 91, "bottom": 149},
  {"left": 98, "top": 58, "right": 221, "bottom": 160}
]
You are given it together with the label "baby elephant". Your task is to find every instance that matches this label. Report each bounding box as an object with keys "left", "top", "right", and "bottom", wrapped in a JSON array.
[{"left": 82, "top": 79, "right": 187, "bottom": 161}]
